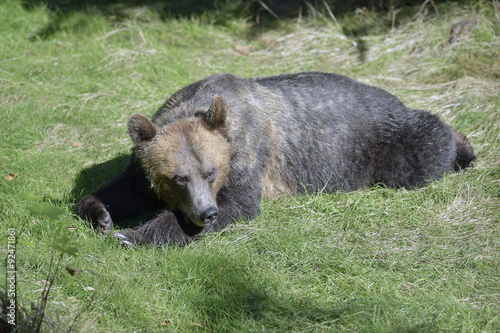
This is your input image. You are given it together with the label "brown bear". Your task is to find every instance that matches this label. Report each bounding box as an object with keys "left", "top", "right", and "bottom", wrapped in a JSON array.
[{"left": 76, "top": 72, "right": 476, "bottom": 246}]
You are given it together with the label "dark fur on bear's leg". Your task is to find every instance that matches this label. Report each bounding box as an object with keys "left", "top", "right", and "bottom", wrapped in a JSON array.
[
  {"left": 113, "top": 210, "right": 203, "bottom": 246},
  {"left": 76, "top": 159, "right": 164, "bottom": 233}
]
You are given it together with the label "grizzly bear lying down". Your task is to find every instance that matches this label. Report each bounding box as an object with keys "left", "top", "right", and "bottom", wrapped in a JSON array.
[{"left": 76, "top": 72, "right": 476, "bottom": 246}]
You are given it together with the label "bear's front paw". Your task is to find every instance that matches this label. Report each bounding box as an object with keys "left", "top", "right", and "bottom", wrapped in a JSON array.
[
  {"left": 76, "top": 194, "right": 114, "bottom": 234},
  {"left": 97, "top": 210, "right": 113, "bottom": 234}
]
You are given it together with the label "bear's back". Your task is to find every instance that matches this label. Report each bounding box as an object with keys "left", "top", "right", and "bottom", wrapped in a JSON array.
[
  {"left": 151, "top": 72, "right": 406, "bottom": 128},
  {"left": 148, "top": 72, "right": 459, "bottom": 194}
]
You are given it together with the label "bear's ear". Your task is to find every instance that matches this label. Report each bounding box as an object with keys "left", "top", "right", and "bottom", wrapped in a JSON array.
[
  {"left": 203, "top": 96, "right": 227, "bottom": 131},
  {"left": 128, "top": 113, "right": 157, "bottom": 145}
]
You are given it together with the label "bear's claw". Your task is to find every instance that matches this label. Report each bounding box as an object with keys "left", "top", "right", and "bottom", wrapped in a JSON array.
[{"left": 112, "top": 231, "right": 133, "bottom": 246}]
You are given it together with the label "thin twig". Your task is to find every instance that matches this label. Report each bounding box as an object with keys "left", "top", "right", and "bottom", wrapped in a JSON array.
[
  {"left": 304, "top": 1, "right": 317, "bottom": 20},
  {"left": 34, "top": 250, "right": 63, "bottom": 333},
  {"left": 297, "top": 6, "right": 302, "bottom": 26},
  {"left": 429, "top": 0, "right": 439, "bottom": 14},
  {"left": 256, "top": 0, "right": 279, "bottom": 20},
  {"left": 34, "top": 250, "right": 54, "bottom": 332},
  {"left": 412, "top": 0, "right": 430, "bottom": 21},
  {"left": 322, "top": 0, "right": 341, "bottom": 28}
]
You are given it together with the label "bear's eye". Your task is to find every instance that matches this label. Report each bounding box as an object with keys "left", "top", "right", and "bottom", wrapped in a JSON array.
[
  {"left": 173, "top": 175, "right": 188, "bottom": 185},
  {"left": 205, "top": 169, "right": 217, "bottom": 182}
]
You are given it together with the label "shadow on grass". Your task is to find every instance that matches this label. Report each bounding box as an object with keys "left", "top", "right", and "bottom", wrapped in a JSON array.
[
  {"left": 180, "top": 252, "right": 439, "bottom": 331},
  {"left": 21, "top": 0, "right": 464, "bottom": 41},
  {"left": 199, "top": 288, "right": 346, "bottom": 330},
  {"left": 173, "top": 252, "right": 344, "bottom": 330},
  {"left": 70, "top": 153, "right": 131, "bottom": 203},
  {"left": 197, "top": 284, "right": 438, "bottom": 331}
]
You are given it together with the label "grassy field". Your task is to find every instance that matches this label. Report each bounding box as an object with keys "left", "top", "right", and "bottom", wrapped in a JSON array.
[{"left": 1, "top": 0, "right": 499, "bottom": 331}]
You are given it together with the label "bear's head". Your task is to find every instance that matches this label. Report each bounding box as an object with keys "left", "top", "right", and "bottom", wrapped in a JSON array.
[{"left": 128, "top": 96, "right": 230, "bottom": 227}]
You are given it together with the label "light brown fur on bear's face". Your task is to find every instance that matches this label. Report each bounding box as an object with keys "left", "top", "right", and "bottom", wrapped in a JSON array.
[{"left": 133, "top": 116, "right": 230, "bottom": 227}]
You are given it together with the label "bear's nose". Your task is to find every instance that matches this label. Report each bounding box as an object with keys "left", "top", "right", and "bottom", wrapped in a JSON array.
[{"left": 200, "top": 207, "right": 218, "bottom": 224}]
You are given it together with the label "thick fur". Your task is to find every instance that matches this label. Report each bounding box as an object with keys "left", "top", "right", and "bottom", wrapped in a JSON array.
[{"left": 76, "top": 72, "right": 476, "bottom": 246}]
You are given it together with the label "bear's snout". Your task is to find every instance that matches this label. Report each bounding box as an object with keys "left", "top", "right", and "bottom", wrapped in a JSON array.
[{"left": 200, "top": 206, "right": 218, "bottom": 225}]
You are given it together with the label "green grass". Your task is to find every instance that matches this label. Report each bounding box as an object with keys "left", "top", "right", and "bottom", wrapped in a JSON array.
[{"left": 1, "top": 0, "right": 499, "bottom": 331}]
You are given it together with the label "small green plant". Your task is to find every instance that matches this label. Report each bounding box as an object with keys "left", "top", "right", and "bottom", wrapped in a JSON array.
[{"left": 1, "top": 194, "right": 85, "bottom": 332}]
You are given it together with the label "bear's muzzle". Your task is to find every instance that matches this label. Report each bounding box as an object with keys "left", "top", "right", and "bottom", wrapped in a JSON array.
[{"left": 200, "top": 206, "right": 218, "bottom": 225}]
